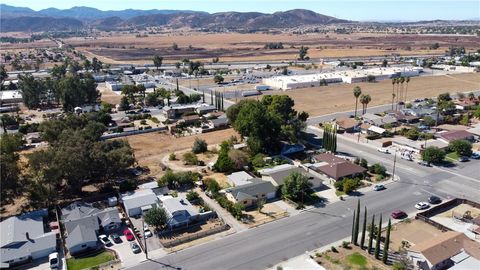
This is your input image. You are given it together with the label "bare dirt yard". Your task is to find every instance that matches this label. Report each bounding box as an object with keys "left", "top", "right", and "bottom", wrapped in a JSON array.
[
  {"left": 245, "top": 73, "right": 480, "bottom": 116},
  {"left": 99, "top": 85, "right": 122, "bottom": 105},
  {"left": 125, "top": 129, "right": 238, "bottom": 178},
  {"left": 66, "top": 32, "right": 480, "bottom": 64},
  {"left": 242, "top": 202, "right": 288, "bottom": 228},
  {"left": 388, "top": 219, "right": 444, "bottom": 251},
  {"left": 314, "top": 244, "right": 390, "bottom": 270}
]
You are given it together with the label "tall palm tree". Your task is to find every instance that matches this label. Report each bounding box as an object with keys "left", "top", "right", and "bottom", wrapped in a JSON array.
[
  {"left": 391, "top": 93, "right": 396, "bottom": 111},
  {"left": 399, "top": 76, "right": 405, "bottom": 107},
  {"left": 353, "top": 86, "right": 362, "bottom": 118},
  {"left": 360, "top": 94, "right": 372, "bottom": 114},
  {"left": 404, "top": 77, "right": 410, "bottom": 104},
  {"left": 363, "top": 94, "right": 371, "bottom": 114},
  {"left": 395, "top": 78, "right": 401, "bottom": 110}
]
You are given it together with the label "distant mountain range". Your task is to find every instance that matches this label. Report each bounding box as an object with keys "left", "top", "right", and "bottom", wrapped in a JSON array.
[{"left": 0, "top": 4, "right": 348, "bottom": 32}]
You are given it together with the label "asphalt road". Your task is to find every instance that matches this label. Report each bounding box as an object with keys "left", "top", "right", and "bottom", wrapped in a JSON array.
[{"left": 127, "top": 127, "right": 480, "bottom": 270}]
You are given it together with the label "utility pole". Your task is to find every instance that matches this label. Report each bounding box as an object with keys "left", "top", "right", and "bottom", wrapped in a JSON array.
[
  {"left": 392, "top": 150, "right": 397, "bottom": 182},
  {"left": 142, "top": 218, "right": 148, "bottom": 259}
]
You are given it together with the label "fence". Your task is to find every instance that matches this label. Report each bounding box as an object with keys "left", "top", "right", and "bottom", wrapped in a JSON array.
[
  {"left": 248, "top": 211, "right": 289, "bottom": 228},
  {"left": 100, "top": 127, "right": 166, "bottom": 140},
  {"left": 160, "top": 223, "right": 230, "bottom": 248}
]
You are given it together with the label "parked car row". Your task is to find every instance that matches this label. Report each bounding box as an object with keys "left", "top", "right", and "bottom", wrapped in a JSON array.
[{"left": 390, "top": 196, "right": 443, "bottom": 220}]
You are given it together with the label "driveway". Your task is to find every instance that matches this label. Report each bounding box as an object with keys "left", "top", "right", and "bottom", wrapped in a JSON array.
[
  {"left": 107, "top": 226, "right": 146, "bottom": 268},
  {"left": 129, "top": 217, "right": 163, "bottom": 252}
]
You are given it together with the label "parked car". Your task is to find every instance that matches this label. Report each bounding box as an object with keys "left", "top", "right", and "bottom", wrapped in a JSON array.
[
  {"left": 401, "top": 155, "right": 413, "bottom": 161},
  {"left": 428, "top": 196, "right": 442, "bottom": 204},
  {"left": 49, "top": 252, "right": 59, "bottom": 269},
  {"left": 391, "top": 210, "right": 407, "bottom": 219},
  {"left": 377, "top": 148, "right": 391, "bottom": 154},
  {"left": 417, "top": 161, "right": 431, "bottom": 167},
  {"left": 415, "top": 202, "right": 430, "bottom": 210},
  {"left": 110, "top": 233, "right": 121, "bottom": 244},
  {"left": 373, "top": 184, "right": 386, "bottom": 191},
  {"left": 124, "top": 229, "right": 135, "bottom": 241},
  {"left": 471, "top": 152, "right": 480, "bottom": 159},
  {"left": 459, "top": 156, "right": 469, "bottom": 162},
  {"left": 130, "top": 242, "right": 141, "bottom": 253},
  {"left": 98, "top": 234, "right": 112, "bottom": 246},
  {"left": 144, "top": 229, "right": 153, "bottom": 238},
  {"left": 143, "top": 223, "right": 149, "bottom": 231}
]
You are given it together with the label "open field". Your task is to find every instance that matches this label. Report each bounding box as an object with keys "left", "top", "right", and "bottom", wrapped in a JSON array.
[
  {"left": 65, "top": 32, "right": 480, "bottom": 64},
  {"left": 99, "top": 85, "right": 122, "bottom": 105},
  {"left": 126, "top": 129, "right": 238, "bottom": 177},
  {"left": 244, "top": 72, "right": 480, "bottom": 116}
]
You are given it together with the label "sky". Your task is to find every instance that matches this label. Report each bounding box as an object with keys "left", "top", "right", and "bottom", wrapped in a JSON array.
[{"left": 1, "top": 0, "right": 479, "bottom": 21}]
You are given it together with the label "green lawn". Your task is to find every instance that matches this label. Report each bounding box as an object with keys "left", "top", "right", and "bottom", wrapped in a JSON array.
[
  {"left": 67, "top": 251, "right": 115, "bottom": 270},
  {"left": 346, "top": 252, "right": 367, "bottom": 267},
  {"left": 445, "top": 151, "right": 460, "bottom": 161}
]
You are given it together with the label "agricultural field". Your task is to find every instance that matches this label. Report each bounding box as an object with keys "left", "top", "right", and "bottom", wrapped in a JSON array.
[
  {"left": 245, "top": 72, "right": 480, "bottom": 116},
  {"left": 65, "top": 31, "right": 480, "bottom": 64}
]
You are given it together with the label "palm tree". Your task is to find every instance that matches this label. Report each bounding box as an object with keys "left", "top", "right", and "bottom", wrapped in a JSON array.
[
  {"left": 391, "top": 93, "right": 396, "bottom": 111},
  {"left": 395, "top": 78, "right": 401, "bottom": 110},
  {"left": 391, "top": 78, "right": 396, "bottom": 110},
  {"left": 404, "top": 77, "right": 410, "bottom": 104},
  {"left": 399, "top": 76, "right": 405, "bottom": 107},
  {"left": 360, "top": 94, "right": 372, "bottom": 114},
  {"left": 353, "top": 86, "right": 362, "bottom": 118}
]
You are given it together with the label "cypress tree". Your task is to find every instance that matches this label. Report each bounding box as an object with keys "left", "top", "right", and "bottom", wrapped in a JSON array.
[
  {"left": 368, "top": 214, "right": 375, "bottom": 253},
  {"left": 176, "top": 79, "right": 179, "bottom": 92},
  {"left": 374, "top": 215, "right": 383, "bottom": 259},
  {"left": 210, "top": 90, "right": 213, "bottom": 105},
  {"left": 354, "top": 200, "right": 361, "bottom": 245},
  {"left": 360, "top": 207, "right": 367, "bottom": 249},
  {"left": 332, "top": 125, "right": 337, "bottom": 153},
  {"left": 322, "top": 125, "right": 329, "bottom": 151},
  {"left": 382, "top": 219, "right": 392, "bottom": 264},
  {"left": 351, "top": 210, "right": 356, "bottom": 243}
]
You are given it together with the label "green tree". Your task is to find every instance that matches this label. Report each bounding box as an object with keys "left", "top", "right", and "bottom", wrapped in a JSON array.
[
  {"left": 343, "top": 178, "right": 359, "bottom": 194},
  {"left": 251, "top": 153, "right": 266, "bottom": 168},
  {"left": 18, "top": 74, "right": 46, "bottom": 109},
  {"left": 374, "top": 215, "right": 383, "bottom": 259},
  {"left": 281, "top": 171, "right": 313, "bottom": 203},
  {"left": 143, "top": 206, "right": 167, "bottom": 230},
  {"left": 422, "top": 146, "right": 446, "bottom": 164},
  {"left": 0, "top": 133, "right": 24, "bottom": 203},
  {"left": 0, "top": 64, "right": 8, "bottom": 83},
  {"left": 353, "top": 86, "right": 362, "bottom": 118},
  {"left": 213, "top": 141, "right": 234, "bottom": 172},
  {"left": 353, "top": 200, "right": 361, "bottom": 245},
  {"left": 206, "top": 178, "right": 221, "bottom": 194},
  {"left": 257, "top": 199, "right": 266, "bottom": 213},
  {"left": 119, "top": 96, "right": 130, "bottom": 111},
  {"left": 298, "top": 46, "right": 309, "bottom": 60},
  {"left": 228, "top": 149, "right": 249, "bottom": 170},
  {"left": 368, "top": 214, "right": 375, "bottom": 252},
  {"left": 382, "top": 219, "right": 392, "bottom": 263},
  {"left": 423, "top": 116, "right": 436, "bottom": 127},
  {"left": 186, "top": 191, "right": 200, "bottom": 201},
  {"left": 449, "top": 139, "right": 472, "bottom": 157},
  {"left": 182, "top": 152, "right": 198, "bottom": 165},
  {"left": 152, "top": 55, "right": 163, "bottom": 71},
  {"left": 214, "top": 74, "right": 224, "bottom": 84},
  {"left": 360, "top": 207, "right": 367, "bottom": 249},
  {"left": 192, "top": 137, "right": 208, "bottom": 154},
  {"left": 360, "top": 94, "right": 372, "bottom": 114}
]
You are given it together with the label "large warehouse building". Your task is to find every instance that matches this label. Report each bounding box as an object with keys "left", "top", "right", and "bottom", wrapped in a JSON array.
[{"left": 262, "top": 67, "right": 423, "bottom": 90}]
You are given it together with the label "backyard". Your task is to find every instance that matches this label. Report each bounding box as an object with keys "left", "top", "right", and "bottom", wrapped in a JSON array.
[{"left": 66, "top": 250, "right": 116, "bottom": 270}]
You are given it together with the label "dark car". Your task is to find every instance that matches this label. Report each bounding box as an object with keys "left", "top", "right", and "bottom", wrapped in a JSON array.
[
  {"left": 110, "top": 233, "right": 122, "bottom": 244},
  {"left": 391, "top": 210, "right": 407, "bottom": 219},
  {"left": 428, "top": 196, "right": 442, "bottom": 204}
]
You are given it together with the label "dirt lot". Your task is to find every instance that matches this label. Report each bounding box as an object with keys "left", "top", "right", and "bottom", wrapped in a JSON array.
[
  {"left": 99, "top": 85, "right": 122, "bottom": 105},
  {"left": 388, "top": 219, "right": 444, "bottom": 251},
  {"left": 436, "top": 203, "right": 480, "bottom": 219},
  {"left": 243, "top": 202, "right": 288, "bottom": 228},
  {"left": 314, "top": 244, "right": 390, "bottom": 270},
  {"left": 66, "top": 32, "right": 479, "bottom": 64},
  {"left": 126, "top": 129, "right": 238, "bottom": 178},
  {"left": 245, "top": 73, "right": 480, "bottom": 116}
]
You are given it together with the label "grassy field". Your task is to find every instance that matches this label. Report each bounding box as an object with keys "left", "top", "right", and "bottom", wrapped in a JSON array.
[
  {"left": 245, "top": 73, "right": 480, "bottom": 117},
  {"left": 66, "top": 251, "right": 115, "bottom": 270}
]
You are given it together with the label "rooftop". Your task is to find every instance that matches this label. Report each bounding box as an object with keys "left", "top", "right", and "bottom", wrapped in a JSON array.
[{"left": 225, "top": 179, "right": 277, "bottom": 201}]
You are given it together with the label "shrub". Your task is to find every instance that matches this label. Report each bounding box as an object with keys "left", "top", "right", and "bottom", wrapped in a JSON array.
[
  {"left": 186, "top": 191, "right": 200, "bottom": 201},
  {"left": 192, "top": 137, "right": 208, "bottom": 154},
  {"left": 183, "top": 152, "right": 198, "bottom": 165},
  {"left": 169, "top": 153, "right": 176, "bottom": 161},
  {"left": 331, "top": 246, "right": 338, "bottom": 253},
  {"left": 140, "top": 119, "right": 147, "bottom": 125},
  {"left": 119, "top": 180, "right": 137, "bottom": 192},
  {"left": 342, "top": 241, "right": 350, "bottom": 249},
  {"left": 343, "top": 178, "right": 359, "bottom": 194}
]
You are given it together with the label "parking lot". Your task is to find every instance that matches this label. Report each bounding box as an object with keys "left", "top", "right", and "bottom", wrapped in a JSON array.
[{"left": 107, "top": 225, "right": 146, "bottom": 268}]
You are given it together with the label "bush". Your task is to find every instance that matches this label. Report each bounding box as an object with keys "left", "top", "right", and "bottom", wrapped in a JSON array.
[
  {"left": 334, "top": 180, "right": 344, "bottom": 191},
  {"left": 331, "top": 246, "right": 338, "bottom": 253},
  {"left": 140, "top": 119, "right": 147, "bottom": 125},
  {"left": 251, "top": 153, "right": 266, "bottom": 168},
  {"left": 342, "top": 241, "right": 350, "bottom": 249},
  {"left": 183, "top": 152, "right": 198, "bottom": 165},
  {"left": 169, "top": 153, "right": 176, "bottom": 161},
  {"left": 192, "top": 137, "right": 208, "bottom": 154},
  {"left": 119, "top": 180, "right": 137, "bottom": 192},
  {"left": 186, "top": 191, "right": 200, "bottom": 201},
  {"left": 343, "top": 178, "right": 359, "bottom": 194},
  {"left": 360, "top": 158, "right": 368, "bottom": 168}
]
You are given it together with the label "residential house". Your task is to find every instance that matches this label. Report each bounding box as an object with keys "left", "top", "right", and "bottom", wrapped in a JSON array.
[
  {"left": 392, "top": 137, "right": 448, "bottom": 154},
  {"left": 367, "top": 125, "right": 386, "bottom": 136},
  {"left": 336, "top": 118, "right": 359, "bottom": 133},
  {"left": 311, "top": 153, "right": 366, "bottom": 181},
  {"left": 389, "top": 110, "right": 420, "bottom": 124},
  {"left": 362, "top": 113, "right": 397, "bottom": 128},
  {"left": 1, "top": 210, "right": 56, "bottom": 268},
  {"left": 121, "top": 189, "right": 159, "bottom": 217},
  {"left": 182, "top": 114, "right": 201, "bottom": 124},
  {"left": 158, "top": 196, "right": 200, "bottom": 228},
  {"left": 210, "top": 117, "right": 229, "bottom": 129},
  {"left": 259, "top": 164, "right": 324, "bottom": 189},
  {"left": 61, "top": 201, "right": 122, "bottom": 255},
  {"left": 227, "top": 171, "right": 254, "bottom": 187},
  {"left": 454, "top": 99, "right": 479, "bottom": 111},
  {"left": 407, "top": 231, "right": 480, "bottom": 270},
  {"left": 437, "top": 130, "right": 475, "bottom": 143},
  {"left": 224, "top": 179, "right": 277, "bottom": 207},
  {"left": 196, "top": 105, "right": 216, "bottom": 115}
]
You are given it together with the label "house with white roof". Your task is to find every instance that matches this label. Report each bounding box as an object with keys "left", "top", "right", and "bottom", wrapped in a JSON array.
[
  {"left": 122, "top": 189, "right": 159, "bottom": 217},
  {"left": 158, "top": 196, "right": 199, "bottom": 228},
  {"left": 227, "top": 171, "right": 254, "bottom": 187}
]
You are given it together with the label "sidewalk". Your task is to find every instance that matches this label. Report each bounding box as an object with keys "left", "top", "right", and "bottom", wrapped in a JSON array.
[{"left": 197, "top": 188, "right": 247, "bottom": 232}]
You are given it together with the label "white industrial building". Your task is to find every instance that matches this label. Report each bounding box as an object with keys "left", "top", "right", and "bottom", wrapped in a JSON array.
[
  {"left": 105, "top": 81, "right": 124, "bottom": 91},
  {"left": 262, "top": 67, "right": 423, "bottom": 90}
]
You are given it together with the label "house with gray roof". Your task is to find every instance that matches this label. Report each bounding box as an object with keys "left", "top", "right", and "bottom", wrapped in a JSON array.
[
  {"left": 1, "top": 210, "right": 56, "bottom": 268},
  {"left": 227, "top": 171, "right": 254, "bottom": 187},
  {"left": 159, "top": 196, "right": 199, "bottom": 228},
  {"left": 121, "top": 189, "right": 159, "bottom": 217},
  {"left": 224, "top": 179, "right": 277, "bottom": 207},
  {"left": 260, "top": 164, "right": 324, "bottom": 189},
  {"left": 61, "top": 201, "right": 121, "bottom": 255}
]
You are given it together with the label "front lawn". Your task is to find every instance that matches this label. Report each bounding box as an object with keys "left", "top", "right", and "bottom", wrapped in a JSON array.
[
  {"left": 445, "top": 151, "right": 460, "bottom": 161},
  {"left": 346, "top": 252, "right": 367, "bottom": 267},
  {"left": 67, "top": 251, "right": 115, "bottom": 270}
]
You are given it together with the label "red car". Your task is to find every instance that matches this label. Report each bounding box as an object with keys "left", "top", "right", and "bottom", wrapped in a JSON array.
[
  {"left": 391, "top": 210, "right": 407, "bottom": 219},
  {"left": 123, "top": 229, "right": 135, "bottom": 241}
]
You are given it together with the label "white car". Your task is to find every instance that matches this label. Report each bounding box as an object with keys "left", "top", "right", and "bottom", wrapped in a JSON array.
[
  {"left": 98, "top": 234, "right": 112, "bottom": 246},
  {"left": 144, "top": 229, "right": 153, "bottom": 238},
  {"left": 49, "top": 252, "right": 59, "bottom": 269},
  {"left": 373, "top": 184, "right": 386, "bottom": 191},
  {"left": 143, "top": 223, "right": 149, "bottom": 231},
  {"left": 377, "top": 148, "right": 390, "bottom": 154},
  {"left": 415, "top": 202, "right": 430, "bottom": 210},
  {"left": 401, "top": 155, "right": 413, "bottom": 161}
]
